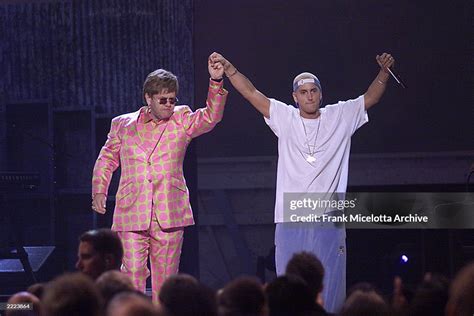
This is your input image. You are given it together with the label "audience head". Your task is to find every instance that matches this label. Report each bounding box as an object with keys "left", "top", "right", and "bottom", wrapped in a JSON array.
[
  {"left": 265, "top": 275, "right": 314, "bottom": 316},
  {"left": 96, "top": 270, "right": 136, "bottom": 308},
  {"left": 76, "top": 228, "right": 123, "bottom": 280},
  {"left": 446, "top": 262, "right": 474, "bottom": 316},
  {"left": 159, "top": 274, "right": 217, "bottom": 316},
  {"left": 339, "top": 289, "right": 390, "bottom": 316},
  {"left": 285, "top": 251, "right": 324, "bottom": 301},
  {"left": 6, "top": 291, "right": 41, "bottom": 316},
  {"left": 107, "top": 291, "right": 159, "bottom": 316},
  {"left": 26, "top": 283, "right": 45, "bottom": 301},
  {"left": 406, "top": 273, "right": 449, "bottom": 316},
  {"left": 217, "top": 276, "right": 268, "bottom": 316},
  {"left": 27, "top": 229, "right": 474, "bottom": 316},
  {"left": 42, "top": 272, "right": 102, "bottom": 316}
]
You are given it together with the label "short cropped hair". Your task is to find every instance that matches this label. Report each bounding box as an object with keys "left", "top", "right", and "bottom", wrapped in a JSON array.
[
  {"left": 339, "top": 290, "right": 390, "bottom": 316},
  {"left": 265, "top": 275, "right": 314, "bottom": 316},
  {"left": 79, "top": 228, "right": 123, "bottom": 269},
  {"left": 42, "top": 273, "right": 102, "bottom": 316},
  {"left": 107, "top": 291, "right": 157, "bottom": 316},
  {"left": 159, "top": 274, "right": 217, "bottom": 316},
  {"left": 96, "top": 270, "right": 135, "bottom": 308},
  {"left": 285, "top": 251, "right": 325, "bottom": 298},
  {"left": 217, "top": 276, "right": 266, "bottom": 316}
]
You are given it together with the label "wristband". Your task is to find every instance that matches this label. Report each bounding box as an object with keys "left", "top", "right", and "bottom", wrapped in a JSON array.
[{"left": 226, "top": 68, "right": 238, "bottom": 78}]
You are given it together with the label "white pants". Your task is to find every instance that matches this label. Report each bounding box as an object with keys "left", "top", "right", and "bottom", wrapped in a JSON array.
[{"left": 275, "top": 222, "right": 346, "bottom": 313}]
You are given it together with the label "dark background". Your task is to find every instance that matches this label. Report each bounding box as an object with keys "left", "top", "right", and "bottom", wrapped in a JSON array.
[
  {"left": 194, "top": 0, "right": 473, "bottom": 156},
  {"left": 0, "top": 0, "right": 472, "bottom": 297}
]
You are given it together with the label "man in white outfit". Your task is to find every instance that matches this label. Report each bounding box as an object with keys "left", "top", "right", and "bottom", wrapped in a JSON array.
[{"left": 210, "top": 51, "right": 395, "bottom": 313}]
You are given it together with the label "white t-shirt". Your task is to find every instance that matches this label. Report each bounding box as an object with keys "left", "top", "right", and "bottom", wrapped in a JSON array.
[{"left": 264, "top": 95, "right": 368, "bottom": 222}]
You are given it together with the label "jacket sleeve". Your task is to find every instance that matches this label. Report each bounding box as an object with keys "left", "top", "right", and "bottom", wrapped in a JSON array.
[
  {"left": 180, "top": 79, "right": 228, "bottom": 138},
  {"left": 92, "top": 117, "right": 121, "bottom": 196}
]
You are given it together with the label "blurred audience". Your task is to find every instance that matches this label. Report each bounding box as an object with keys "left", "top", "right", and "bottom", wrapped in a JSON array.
[
  {"left": 265, "top": 274, "right": 316, "bottom": 316},
  {"left": 26, "top": 283, "right": 45, "bottom": 301},
  {"left": 338, "top": 289, "right": 391, "bottom": 316},
  {"left": 6, "top": 291, "right": 41, "bottom": 316},
  {"left": 96, "top": 270, "right": 136, "bottom": 308},
  {"left": 107, "top": 291, "right": 159, "bottom": 316},
  {"left": 217, "top": 276, "right": 268, "bottom": 316},
  {"left": 285, "top": 251, "right": 328, "bottom": 315},
  {"left": 4, "top": 229, "right": 474, "bottom": 316},
  {"left": 406, "top": 273, "right": 449, "bottom": 316},
  {"left": 41, "top": 272, "right": 102, "bottom": 316},
  {"left": 158, "top": 274, "right": 217, "bottom": 316},
  {"left": 76, "top": 228, "right": 123, "bottom": 280},
  {"left": 445, "top": 261, "right": 474, "bottom": 316}
]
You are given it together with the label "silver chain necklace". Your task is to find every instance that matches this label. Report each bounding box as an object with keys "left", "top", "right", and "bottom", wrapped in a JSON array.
[{"left": 300, "top": 113, "right": 321, "bottom": 163}]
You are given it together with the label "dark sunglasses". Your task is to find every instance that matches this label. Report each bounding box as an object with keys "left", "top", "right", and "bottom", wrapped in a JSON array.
[{"left": 156, "top": 97, "right": 178, "bottom": 105}]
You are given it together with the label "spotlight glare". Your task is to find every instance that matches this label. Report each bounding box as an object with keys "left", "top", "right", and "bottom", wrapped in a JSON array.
[{"left": 401, "top": 255, "right": 408, "bottom": 263}]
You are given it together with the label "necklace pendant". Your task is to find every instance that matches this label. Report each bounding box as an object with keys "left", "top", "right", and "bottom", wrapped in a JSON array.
[{"left": 306, "top": 155, "right": 316, "bottom": 163}]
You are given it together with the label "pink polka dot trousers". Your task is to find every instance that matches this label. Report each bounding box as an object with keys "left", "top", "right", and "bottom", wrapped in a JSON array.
[{"left": 117, "top": 219, "right": 184, "bottom": 304}]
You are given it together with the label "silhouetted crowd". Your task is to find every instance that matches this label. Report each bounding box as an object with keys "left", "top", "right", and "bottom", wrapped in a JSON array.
[{"left": 3, "top": 228, "right": 473, "bottom": 316}]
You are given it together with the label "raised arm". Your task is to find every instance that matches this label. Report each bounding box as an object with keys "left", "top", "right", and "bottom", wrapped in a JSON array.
[
  {"left": 364, "top": 53, "right": 395, "bottom": 110},
  {"left": 210, "top": 52, "right": 270, "bottom": 118},
  {"left": 178, "top": 54, "right": 228, "bottom": 138}
]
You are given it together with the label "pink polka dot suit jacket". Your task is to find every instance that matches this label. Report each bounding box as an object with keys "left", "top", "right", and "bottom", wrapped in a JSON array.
[{"left": 92, "top": 79, "right": 227, "bottom": 231}]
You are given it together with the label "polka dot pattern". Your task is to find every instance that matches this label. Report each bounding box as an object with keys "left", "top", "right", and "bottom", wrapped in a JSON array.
[
  {"left": 117, "top": 220, "right": 184, "bottom": 304},
  {"left": 92, "top": 80, "right": 227, "bottom": 302}
]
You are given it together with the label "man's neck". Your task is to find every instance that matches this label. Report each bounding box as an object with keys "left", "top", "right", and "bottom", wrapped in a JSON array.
[{"left": 299, "top": 109, "right": 321, "bottom": 119}]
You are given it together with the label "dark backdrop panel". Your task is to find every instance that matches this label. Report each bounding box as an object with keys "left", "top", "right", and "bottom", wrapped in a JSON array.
[
  {"left": 194, "top": 0, "right": 473, "bottom": 157},
  {"left": 0, "top": 0, "right": 194, "bottom": 113}
]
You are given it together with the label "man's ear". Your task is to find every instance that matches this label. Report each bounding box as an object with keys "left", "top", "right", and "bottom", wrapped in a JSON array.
[
  {"left": 292, "top": 92, "right": 298, "bottom": 103},
  {"left": 144, "top": 93, "right": 152, "bottom": 106}
]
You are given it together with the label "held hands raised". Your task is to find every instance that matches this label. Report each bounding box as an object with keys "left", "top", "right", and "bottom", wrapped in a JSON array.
[
  {"left": 208, "top": 52, "right": 225, "bottom": 80},
  {"left": 209, "top": 52, "right": 237, "bottom": 78}
]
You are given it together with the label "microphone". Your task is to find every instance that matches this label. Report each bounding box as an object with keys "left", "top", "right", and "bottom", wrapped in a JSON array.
[{"left": 387, "top": 67, "right": 407, "bottom": 89}]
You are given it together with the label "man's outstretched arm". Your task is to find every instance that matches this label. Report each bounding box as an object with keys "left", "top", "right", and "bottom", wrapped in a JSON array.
[
  {"left": 364, "top": 53, "right": 395, "bottom": 110},
  {"left": 210, "top": 52, "right": 271, "bottom": 118}
]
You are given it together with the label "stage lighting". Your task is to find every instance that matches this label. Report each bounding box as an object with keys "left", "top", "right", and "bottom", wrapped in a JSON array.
[{"left": 400, "top": 254, "right": 409, "bottom": 264}]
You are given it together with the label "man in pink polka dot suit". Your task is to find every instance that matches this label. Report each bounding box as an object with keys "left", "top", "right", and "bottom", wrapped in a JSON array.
[{"left": 91, "top": 53, "right": 227, "bottom": 303}]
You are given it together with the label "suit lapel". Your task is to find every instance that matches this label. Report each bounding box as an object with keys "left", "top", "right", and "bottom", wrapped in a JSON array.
[{"left": 127, "top": 110, "right": 148, "bottom": 154}]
